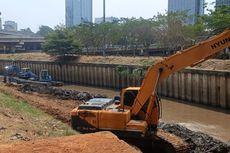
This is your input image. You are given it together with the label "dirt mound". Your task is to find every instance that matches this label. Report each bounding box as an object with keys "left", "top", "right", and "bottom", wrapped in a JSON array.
[
  {"left": 160, "top": 123, "right": 230, "bottom": 153},
  {"left": 0, "top": 53, "right": 52, "bottom": 61},
  {"left": 0, "top": 84, "right": 78, "bottom": 124},
  {"left": 1, "top": 53, "right": 229, "bottom": 70},
  {"left": 0, "top": 132, "right": 140, "bottom": 153}
]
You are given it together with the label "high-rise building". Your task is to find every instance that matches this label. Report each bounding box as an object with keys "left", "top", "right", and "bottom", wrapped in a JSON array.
[
  {"left": 4, "top": 21, "right": 17, "bottom": 31},
  {"left": 65, "top": 0, "right": 92, "bottom": 27},
  {"left": 0, "top": 12, "right": 2, "bottom": 30},
  {"left": 168, "top": 0, "right": 204, "bottom": 24},
  {"left": 216, "top": 0, "right": 230, "bottom": 7}
]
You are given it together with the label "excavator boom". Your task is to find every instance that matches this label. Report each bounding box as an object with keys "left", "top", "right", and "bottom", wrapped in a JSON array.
[
  {"left": 131, "top": 28, "right": 230, "bottom": 125},
  {"left": 71, "top": 27, "right": 230, "bottom": 153}
]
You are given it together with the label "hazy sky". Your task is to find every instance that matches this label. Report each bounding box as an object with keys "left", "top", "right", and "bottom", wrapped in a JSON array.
[{"left": 0, "top": 0, "right": 215, "bottom": 32}]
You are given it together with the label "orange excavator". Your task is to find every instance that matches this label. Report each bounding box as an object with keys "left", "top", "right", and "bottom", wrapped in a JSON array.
[{"left": 71, "top": 27, "right": 230, "bottom": 152}]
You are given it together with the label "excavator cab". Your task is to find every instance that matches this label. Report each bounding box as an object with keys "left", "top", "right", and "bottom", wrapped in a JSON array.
[
  {"left": 120, "top": 87, "right": 140, "bottom": 109},
  {"left": 39, "top": 69, "right": 52, "bottom": 82},
  {"left": 120, "top": 87, "right": 160, "bottom": 128}
]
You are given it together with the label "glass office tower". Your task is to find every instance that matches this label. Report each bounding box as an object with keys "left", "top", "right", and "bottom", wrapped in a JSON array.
[
  {"left": 216, "top": 0, "right": 230, "bottom": 7},
  {"left": 66, "top": 0, "right": 92, "bottom": 27},
  {"left": 168, "top": 0, "right": 204, "bottom": 24}
]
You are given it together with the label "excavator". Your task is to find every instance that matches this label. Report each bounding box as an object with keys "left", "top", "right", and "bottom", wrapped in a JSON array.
[{"left": 71, "top": 27, "right": 230, "bottom": 152}]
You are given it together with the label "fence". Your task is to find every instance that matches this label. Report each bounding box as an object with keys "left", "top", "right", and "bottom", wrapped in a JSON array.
[{"left": 0, "top": 59, "right": 229, "bottom": 109}]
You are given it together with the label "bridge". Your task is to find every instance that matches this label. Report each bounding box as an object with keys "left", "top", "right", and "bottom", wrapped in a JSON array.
[{"left": 0, "top": 31, "right": 44, "bottom": 53}]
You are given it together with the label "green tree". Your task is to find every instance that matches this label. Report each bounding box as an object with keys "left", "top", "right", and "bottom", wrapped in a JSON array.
[
  {"left": 42, "top": 25, "right": 82, "bottom": 56},
  {"left": 154, "top": 11, "right": 198, "bottom": 51},
  {"left": 203, "top": 5, "right": 230, "bottom": 34},
  {"left": 76, "top": 24, "right": 95, "bottom": 54},
  {"left": 37, "top": 25, "right": 54, "bottom": 37}
]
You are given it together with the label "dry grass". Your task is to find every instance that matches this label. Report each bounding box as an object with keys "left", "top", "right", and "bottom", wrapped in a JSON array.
[{"left": 0, "top": 53, "right": 229, "bottom": 70}]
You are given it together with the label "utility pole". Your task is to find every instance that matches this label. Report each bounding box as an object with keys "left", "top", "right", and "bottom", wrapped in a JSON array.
[
  {"left": 103, "top": 0, "right": 105, "bottom": 23},
  {"left": 103, "top": 0, "right": 106, "bottom": 56}
]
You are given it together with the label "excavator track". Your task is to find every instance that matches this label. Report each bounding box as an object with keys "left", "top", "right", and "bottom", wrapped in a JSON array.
[{"left": 155, "top": 129, "right": 188, "bottom": 153}]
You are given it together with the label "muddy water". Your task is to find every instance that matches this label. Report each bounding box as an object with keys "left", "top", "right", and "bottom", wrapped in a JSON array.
[
  {"left": 63, "top": 85, "right": 230, "bottom": 142},
  {"left": 161, "top": 99, "right": 230, "bottom": 142}
]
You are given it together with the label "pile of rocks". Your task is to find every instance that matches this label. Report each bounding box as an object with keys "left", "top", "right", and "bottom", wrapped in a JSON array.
[
  {"left": 17, "top": 84, "right": 106, "bottom": 101},
  {"left": 159, "top": 123, "right": 230, "bottom": 153}
]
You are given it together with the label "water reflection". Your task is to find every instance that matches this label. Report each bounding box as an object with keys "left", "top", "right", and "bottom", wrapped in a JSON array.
[{"left": 161, "top": 99, "right": 230, "bottom": 142}]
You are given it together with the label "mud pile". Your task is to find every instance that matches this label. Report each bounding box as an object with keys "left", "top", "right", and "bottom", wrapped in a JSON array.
[
  {"left": 0, "top": 132, "right": 140, "bottom": 153},
  {"left": 17, "top": 84, "right": 106, "bottom": 101},
  {"left": 159, "top": 123, "right": 230, "bottom": 153}
]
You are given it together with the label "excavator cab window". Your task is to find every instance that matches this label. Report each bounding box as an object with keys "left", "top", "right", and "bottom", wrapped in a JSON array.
[{"left": 123, "top": 90, "right": 138, "bottom": 107}]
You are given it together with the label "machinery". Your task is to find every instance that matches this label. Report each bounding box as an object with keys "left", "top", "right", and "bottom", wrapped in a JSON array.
[
  {"left": 39, "top": 69, "right": 63, "bottom": 86},
  {"left": 39, "top": 69, "right": 52, "bottom": 82},
  {"left": 17, "top": 67, "right": 38, "bottom": 80},
  {"left": 72, "top": 28, "right": 229, "bottom": 152},
  {"left": 3, "top": 67, "right": 63, "bottom": 86},
  {"left": 3, "top": 65, "right": 20, "bottom": 83},
  {"left": 3, "top": 66, "right": 38, "bottom": 81},
  {"left": 3, "top": 65, "right": 20, "bottom": 77}
]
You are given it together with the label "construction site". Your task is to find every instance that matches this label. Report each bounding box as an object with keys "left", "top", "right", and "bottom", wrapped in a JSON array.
[{"left": 0, "top": 28, "right": 229, "bottom": 153}]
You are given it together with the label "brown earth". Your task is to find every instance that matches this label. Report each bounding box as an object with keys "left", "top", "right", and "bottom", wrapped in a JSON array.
[
  {"left": 0, "top": 84, "right": 80, "bottom": 124},
  {"left": 0, "top": 131, "right": 139, "bottom": 153},
  {"left": 0, "top": 84, "right": 140, "bottom": 152},
  {"left": 0, "top": 92, "right": 77, "bottom": 145},
  {"left": 0, "top": 53, "right": 229, "bottom": 70}
]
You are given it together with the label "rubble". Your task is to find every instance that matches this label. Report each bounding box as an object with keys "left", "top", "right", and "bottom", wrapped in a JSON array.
[
  {"left": 159, "top": 123, "right": 230, "bottom": 153},
  {"left": 10, "top": 133, "right": 30, "bottom": 141},
  {"left": 0, "top": 127, "right": 6, "bottom": 132},
  {"left": 17, "top": 83, "right": 106, "bottom": 101}
]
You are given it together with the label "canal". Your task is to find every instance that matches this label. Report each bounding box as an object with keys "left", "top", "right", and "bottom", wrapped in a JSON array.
[{"left": 63, "top": 85, "right": 230, "bottom": 142}]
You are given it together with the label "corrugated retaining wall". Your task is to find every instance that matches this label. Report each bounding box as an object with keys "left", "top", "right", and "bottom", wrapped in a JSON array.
[{"left": 0, "top": 59, "right": 229, "bottom": 109}]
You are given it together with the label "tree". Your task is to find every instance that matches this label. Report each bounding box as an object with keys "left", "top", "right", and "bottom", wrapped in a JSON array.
[
  {"left": 37, "top": 25, "right": 54, "bottom": 37},
  {"left": 203, "top": 5, "right": 230, "bottom": 34},
  {"left": 76, "top": 23, "right": 95, "bottom": 54},
  {"left": 154, "top": 11, "right": 198, "bottom": 51},
  {"left": 42, "top": 25, "right": 82, "bottom": 56},
  {"left": 134, "top": 18, "right": 157, "bottom": 49}
]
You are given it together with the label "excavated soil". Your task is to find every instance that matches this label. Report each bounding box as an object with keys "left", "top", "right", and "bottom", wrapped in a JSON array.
[
  {"left": 0, "top": 131, "right": 140, "bottom": 153},
  {"left": 0, "top": 84, "right": 79, "bottom": 124},
  {"left": 0, "top": 83, "right": 229, "bottom": 153},
  {"left": 0, "top": 84, "right": 140, "bottom": 152},
  {"left": 0, "top": 53, "right": 229, "bottom": 70}
]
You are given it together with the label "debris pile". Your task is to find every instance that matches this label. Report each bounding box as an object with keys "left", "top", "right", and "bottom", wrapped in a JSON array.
[
  {"left": 17, "top": 84, "right": 106, "bottom": 101},
  {"left": 0, "top": 127, "right": 6, "bottom": 132},
  {"left": 10, "top": 133, "right": 30, "bottom": 141},
  {"left": 159, "top": 123, "right": 230, "bottom": 153}
]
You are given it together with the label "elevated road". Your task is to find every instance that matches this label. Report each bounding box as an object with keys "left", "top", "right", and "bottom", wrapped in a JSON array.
[{"left": 0, "top": 31, "right": 44, "bottom": 53}]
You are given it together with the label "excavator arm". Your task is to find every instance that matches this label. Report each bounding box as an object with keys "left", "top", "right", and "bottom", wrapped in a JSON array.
[{"left": 131, "top": 27, "right": 230, "bottom": 124}]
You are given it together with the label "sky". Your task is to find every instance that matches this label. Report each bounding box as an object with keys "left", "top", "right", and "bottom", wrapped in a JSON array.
[{"left": 0, "top": 0, "right": 215, "bottom": 32}]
